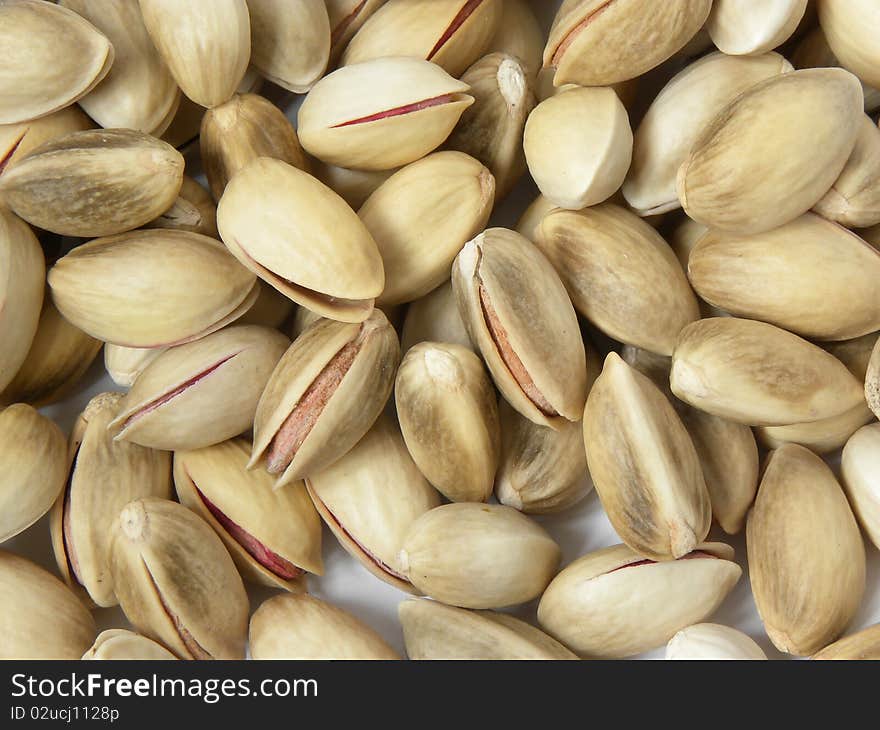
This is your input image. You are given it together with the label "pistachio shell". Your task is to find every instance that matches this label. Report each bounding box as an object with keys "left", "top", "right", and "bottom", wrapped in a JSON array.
[
  {"left": 50, "top": 393, "right": 172, "bottom": 607},
  {"left": 813, "top": 624, "right": 880, "bottom": 660},
  {"left": 537, "top": 542, "right": 741, "bottom": 658},
  {"left": 104, "top": 345, "right": 167, "bottom": 389},
  {"left": 110, "top": 497, "right": 249, "bottom": 659},
  {"left": 109, "top": 325, "right": 289, "bottom": 451},
  {"left": 250, "top": 593, "right": 400, "bottom": 660},
  {"left": 452, "top": 228, "right": 588, "bottom": 428},
  {"left": 756, "top": 403, "right": 875, "bottom": 456},
  {"left": 83, "top": 629, "right": 178, "bottom": 660},
  {"left": 485, "top": 0, "right": 543, "bottom": 79},
  {"left": 747, "top": 444, "right": 865, "bottom": 656},
  {"left": 305, "top": 416, "right": 440, "bottom": 592},
  {"left": 0, "top": 0, "right": 113, "bottom": 124},
  {"left": 399, "top": 599, "right": 578, "bottom": 660},
  {"left": 145, "top": 175, "right": 218, "bottom": 238},
  {"left": 174, "top": 438, "right": 322, "bottom": 590},
  {"left": 312, "top": 162, "right": 395, "bottom": 210},
  {"left": 0, "top": 550, "right": 96, "bottom": 659},
  {"left": 0, "top": 129, "right": 185, "bottom": 237},
  {"left": 285, "top": 306, "right": 324, "bottom": 341},
  {"left": 864, "top": 224, "right": 880, "bottom": 248},
  {"left": 399, "top": 503, "right": 561, "bottom": 609},
  {"left": 670, "top": 317, "right": 864, "bottom": 425},
  {"left": 359, "top": 151, "right": 494, "bottom": 307},
  {"left": 523, "top": 87, "right": 632, "bottom": 210},
  {"left": 48, "top": 230, "right": 259, "bottom": 348},
  {"left": 0, "top": 106, "right": 93, "bottom": 177},
  {"left": 706, "top": 0, "right": 808, "bottom": 55},
  {"left": 216, "top": 156, "right": 384, "bottom": 322},
  {"left": 161, "top": 93, "right": 205, "bottom": 149},
  {"left": 817, "top": 0, "right": 880, "bottom": 89},
  {"left": 514, "top": 194, "right": 559, "bottom": 243},
  {"left": 326, "top": 0, "right": 388, "bottom": 64},
  {"left": 666, "top": 623, "right": 767, "bottom": 660},
  {"left": 400, "top": 281, "right": 474, "bottom": 354},
  {"left": 841, "top": 423, "right": 880, "bottom": 551},
  {"left": 297, "top": 56, "right": 474, "bottom": 171},
  {"left": 677, "top": 68, "right": 864, "bottom": 235},
  {"left": 139, "top": 0, "right": 251, "bottom": 108},
  {"left": 234, "top": 281, "right": 296, "bottom": 329},
  {"left": 251, "top": 310, "right": 400, "bottom": 487}
]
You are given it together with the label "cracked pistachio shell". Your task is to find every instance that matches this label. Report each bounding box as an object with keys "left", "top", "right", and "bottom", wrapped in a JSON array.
[
  {"left": 814, "top": 115, "right": 880, "bottom": 228},
  {"left": 0, "top": 0, "right": 113, "bottom": 125},
  {"left": 297, "top": 56, "right": 474, "bottom": 171},
  {"left": 326, "top": 0, "right": 388, "bottom": 63},
  {"left": 201, "top": 94, "right": 310, "bottom": 202},
  {"left": 250, "top": 593, "right": 400, "bottom": 660},
  {"left": 145, "top": 176, "right": 218, "bottom": 238},
  {"left": 495, "top": 398, "right": 590, "bottom": 515},
  {"left": 248, "top": 0, "right": 330, "bottom": 93},
  {"left": 813, "top": 624, "right": 880, "bottom": 660},
  {"left": 399, "top": 503, "right": 561, "bottom": 609},
  {"left": 234, "top": 281, "right": 296, "bottom": 329},
  {"left": 688, "top": 213, "right": 880, "bottom": 340},
  {"left": 747, "top": 444, "right": 865, "bottom": 656},
  {"left": 622, "top": 52, "right": 793, "bottom": 217},
  {"left": 83, "top": 629, "right": 178, "bottom": 660},
  {"left": 61, "top": 0, "right": 180, "bottom": 133},
  {"left": 342, "top": 0, "right": 502, "bottom": 78},
  {"left": 452, "top": 228, "right": 587, "bottom": 429},
  {"left": 48, "top": 230, "right": 259, "bottom": 348},
  {"left": 584, "top": 353, "right": 711, "bottom": 560},
  {"left": 306, "top": 416, "right": 440, "bottom": 593},
  {"left": 0, "top": 209, "right": 44, "bottom": 394},
  {"left": 251, "top": 309, "right": 400, "bottom": 487},
  {"left": 50, "top": 393, "right": 172, "bottom": 607},
  {"left": 536, "top": 204, "right": 699, "bottom": 356},
  {"left": 401, "top": 281, "right": 473, "bottom": 354},
  {"left": 399, "top": 599, "right": 578, "bottom": 660},
  {"left": 109, "top": 325, "right": 289, "bottom": 451},
  {"left": 139, "top": 0, "right": 250, "bottom": 108},
  {"left": 544, "top": 0, "right": 712, "bottom": 87},
  {"left": 174, "top": 439, "right": 322, "bottom": 591},
  {"left": 395, "top": 342, "right": 500, "bottom": 503},
  {"left": 0, "top": 404, "right": 66, "bottom": 544},
  {"left": 485, "top": 0, "right": 543, "bottom": 80},
  {"left": 677, "top": 68, "right": 863, "bottom": 235},
  {"left": 313, "top": 162, "right": 395, "bottom": 210},
  {"left": 666, "top": 623, "right": 767, "bottom": 660},
  {"left": 817, "top": 0, "right": 880, "bottom": 89},
  {"left": 0, "top": 550, "right": 96, "bottom": 659},
  {"left": 446, "top": 54, "right": 534, "bottom": 201},
  {"left": 359, "top": 151, "right": 494, "bottom": 307},
  {"left": 707, "top": 0, "right": 807, "bottom": 55},
  {"left": 842, "top": 423, "right": 880, "bottom": 550},
  {"left": 217, "top": 156, "right": 384, "bottom": 322},
  {"left": 110, "top": 497, "right": 249, "bottom": 660},
  {"left": 104, "top": 345, "right": 166, "bottom": 389},
  {"left": 537, "top": 542, "right": 741, "bottom": 658},
  {"left": 670, "top": 317, "right": 864, "bottom": 426},
  {"left": 524, "top": 87, "right": 632, "bottom": 210},
  {"left": 0, "top": 129, "right": 185, "bottom": 237},
  {"left": 0, "top": 106, "right": 93, "bottom": 177}
]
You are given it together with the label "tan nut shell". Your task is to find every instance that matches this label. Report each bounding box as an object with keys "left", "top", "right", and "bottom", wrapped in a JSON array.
[
  {"left": 666, "top": 623, "right": 767, "bottom": 660},
  {"left": 0, "top": 106, "right": 93, "bottom": 176},
  {"left": 841, "top": 423, "right": 880, "bottom": 551},
  {"left": 326, "top": 0, "right": 388, "bottom": 63},
  {"left": 312, "top": 162, "right": 395, "bottom": 210},
  {"left": 817, "top": 0, "right": 880, "bottom": 89},
  {"left": 234, "top": 281, "right": 296, "bottom": 330},
  {"left": 83, "top": 629, "right": 178, "bottom": 660},
  {"left": 485, "top": 0, "right": 543, "bottom": 80},
  {"left": 706, "top": 0, "right": 808, "bottom": 55},
  {"left": 401, "top": 281, "right": 473, "bottom": 354},
  {"left": 104, "top": 345, "right": 166, "bottom": 389},
  {"left": 145, "top": 175, "right": 218, "bottom": 238},
  {"left": 515, "top": 194, "right": 558, "bottom": 243},
  {"left": 747, "top": 444, "right": 865, "bottom": 656},
  {"left": 813, "top": 624, "right": 880, "bottom": 660}
]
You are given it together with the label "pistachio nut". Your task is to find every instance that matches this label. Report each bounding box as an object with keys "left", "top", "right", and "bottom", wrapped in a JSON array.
[
  {"left": 201, "top": 93, "right": 310, "bottom": 202},
  {"left": 747, "top": 443, "right": 865, "bottom": 656},
  {"left": 399, "top": 503, "right": 561, "bottom": 609},
  {"left": 312, "top": 162, "right": 395, "bottom": 210},
  {"left": 0, "top": 106, "right": 93, "bottom": 177},
  {"left": 677, "top": 68, "right": 863, "bottom": 235},
  {"left": 145, "top": 175, "right": 218, "bottom": 238},
  {"left": 285, "top": 306, "right": 324, "bottom": 341},
  {"left": 823, "top": 332, "right": 878, "bottom": 382},
  {"left": 83, "top": 629, "right": 178, "bottom": 661},
  {"left": 111, "top": 497, "right": 249, "bottom": 659},
  {"left": 395, "top": 342, "right": 500, "bottom": 503},
  {"left": 161, "top": 94, "right": 205, "bottom": 150},
  {"left": 523, "top": 87, "right": 632, "bottom": 210},
  {"left": 326, "top": 0, "right": 388, "bottom": 64},
  {"left": 401, "top": 281, "right": 474, "bottom": 354},
  {"left": 216, "top": 156, "right": 384, "bottom": 322},
  {"left": 485, "top": 0, "right": 543, "bottom": 80},
  {"left": 452, "top": 228, "right": 588, "bottom": 429},
  {"left": 109, "top": 325, "right": 289, "bottom": 451},
  {"left": 61, "top": 0, "right": 180, "bottom": 133},
  {"left": 341, "top": 0, "right": 503, "bottom": 78},
  {"left": 667, "top": 216, "right": 709, "bottom": 269},
  {"left": 813, "top": 624, "right": 880, "bottom": 660},
  {"left": 445, "top": 53, "right": 535, "bottom": 201},
  {"left": 623, "top": 52, "right": 793, "bottom": 217},
  {"left": 543, "top": 0, "right": 712, "bottom": 87},
  {"left": 248, "top": 0, "right": 330, "bottom": 93},
  {"left": 706, "top": 0, "right": 808, "bottom": 55},
  {"left": 234, "top": 281, "right": 296, "bottom": 330},
  {"left": 0, "top": 404, "right": 66, "bottom": 544},
  {"left": 48, "top": 230, "right": 259, "bottom": 348},
  {"left": 535, "top": 204, "right": 700, "bottom": 356},
  {"left": 250, "top": 309, "right": 400, "bottom": 487},
  {"left": 297, "top": 56, "right": 474, "bottom": 171},
  {"left": 537, "top": 542, "right": 741, "bottom": 658},
  {"left": 670, "top": 317, "right": 864, "bottom": 426},
  {"left": 139, "top": 0, "right": 251, "bottom": 108},
  {"left": 0, "top": 129, "right": 185, "bottom": 237},
  {"left": 0, "top": 550, "right": 96, "bottom": 659},
  {"left": 841, "top": 423, "right": 880, "bottom": 551},
  {"left": 250, "top": 593, "right": 400, "bottom": 660},
  {"left": 359, "top": 151, "right": 494, "bottom": 307},
  {"left": 104, "top": 345, "right": 166, "bottom": 389},
  {"left": 399, "top": 599, "right": 578, "bottom": 660},
  {"left": 514, "top": 194, "right": 558, "bottom": 243},
  {"left": 306, "top": 416, "right": 441, "bottom": 593},
  {"left": 817, "top": 0, "right": 880, "bottom": 89},
  {"left": 0, "top": 0, "right": 113, "bottom": 125},
  {"left": 50, "top": 393, "right": 172, "bottom": 607},
  {"left": 666, "top": 623, "right": 767, "bottom": 660}
]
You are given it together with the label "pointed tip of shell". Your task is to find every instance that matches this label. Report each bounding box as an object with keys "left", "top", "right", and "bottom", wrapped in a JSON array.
[{"left": 669, "top": 523, "right": 699, "bottom": 559}]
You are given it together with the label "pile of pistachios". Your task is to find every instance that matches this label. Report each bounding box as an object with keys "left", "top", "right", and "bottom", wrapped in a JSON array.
[{"left": 2, "top": 0, "right": 880, "bottom": 662}]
